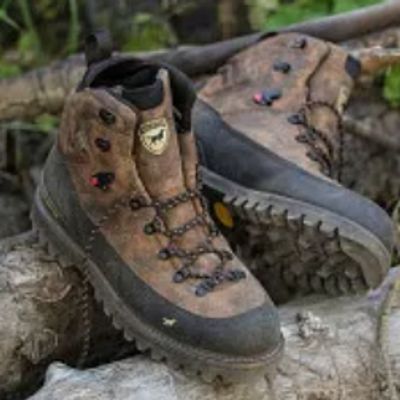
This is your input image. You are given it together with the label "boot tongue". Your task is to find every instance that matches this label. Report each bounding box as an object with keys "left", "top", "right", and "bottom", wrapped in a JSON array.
[
  {"left": 131, "top": 69, "right": 187, "bottom": 200},
  {"left": 125, "top": 69, "right": 219, "bottom": 274}
]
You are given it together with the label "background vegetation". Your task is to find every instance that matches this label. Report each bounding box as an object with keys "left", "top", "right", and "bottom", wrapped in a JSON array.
[{"left": 1, "top": 0, "right": 399, "bottom": 107}]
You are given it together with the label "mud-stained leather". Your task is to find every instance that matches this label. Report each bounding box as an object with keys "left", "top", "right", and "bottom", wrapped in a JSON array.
[
  {"left": 56, "top": 74, "right": 270, "bottom": 319},
  {"left": 199, "top": 33, "right": 355, "bottom": 180},
  {"left": 41, "top": 145, "right": 281, "bottom": 356}
]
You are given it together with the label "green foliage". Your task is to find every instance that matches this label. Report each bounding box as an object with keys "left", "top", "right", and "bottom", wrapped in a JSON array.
[
  {"left": 34, "top": 114, "right": 59, "bottom": 133},
  {"left": 0, "top": 0, "right": 82, "bottom": 79},
  {"left": 333, "top": 0, "right": 380, "bottom": 13},
  {"left": 246, "top": 0, "right": 279, "bottom": 30},
  {"left": 266, "top": 0, "right": 332, "bottom": 30},
  {"left": 161, "top": 0, "right": 197, "bottom": 17},
  {"left": 34, "top": 0, "right": 64, "bottom": 20},
  {"left": 247, "top": 0, "right": 383, "bottom": 30},
  {"left": 383, "top": 66, "right": 400, "bottom": 108},
  {"left": 16, "top": 0, "right": 42, "bottom": 58},
  {"left": 66, "top": 0, "right": 79, "bottom": 54},
  {"left": 17, "top": 31, "right": 43, "bottom": 65},
  {"left": 0, "top": 62, "right": 21, "bottom": 78},
  {"left": 0, "top": 7, "right": 19, "bottom": 31},
  {"left": 122, "top": 13, "right": 177, "bottom": 52}
]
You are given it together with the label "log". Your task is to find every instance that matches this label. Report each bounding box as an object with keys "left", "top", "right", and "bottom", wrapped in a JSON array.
[
  {"left": 0, "top": 193, "right": 30, "bottom": 239},
  {"left": 2, "top": 3, "right": 400, "bottom": 122},
  {"left": 341, "top": 84, "right": 400, "bottom": 208},
  {"left": 1, "top": 231, "right": 400, "bottom": 399},
  {"left": 27, "top": 269, "right": 400, "bottom": 400},
  {"left": 0, "top": 233, "right": 136, "bottom": 399}
]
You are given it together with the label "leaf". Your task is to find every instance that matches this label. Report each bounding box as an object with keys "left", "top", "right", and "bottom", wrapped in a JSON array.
[
  {"left": 383, "top": 65, "right": 400, "bottom": 108},
  {"left": 66, "top": 0, "right": 79, "bottom": 55},
  {"left": 122, "top": 13, "right": 177, "bottom": 52},
  {"left": 257, "top": 0, "right": 382, "bottom": 30},
  {"left": 34, "top": 114, "right": 59, "bottom": 132},
  {"left": 246, "top": 0, "right": 280, "bottom": 30},
  {"left": 0, "top": 8, "right": 20, "bottom": 30},
  {"left": 265, "top": 0, "right": 331, "bottom": 29},
  {"left": 0, "top": 61, "right": 21, "bottom": 78},
  {"left": 333, "top": 0, "right": 381, "bottom": 13}
]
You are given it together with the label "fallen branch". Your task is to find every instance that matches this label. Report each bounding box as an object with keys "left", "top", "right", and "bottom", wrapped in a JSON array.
[
  {"left": 343, "top": 115, "right": 400, "bottom": 152},
  {"left": 2, "top": 3, "right": 400, "bottom": 122},
  {"left": 27, "top": 269, "right": 400, "bottom": 400},
  {"left": 0, "top": 232, "right": 136, "bottom": 399},
  {"left": 1, "top": 231, "right": 400, "bottom": 399},
  {"left": 353, "top": 47, "right": 400, "bottom": 74}
]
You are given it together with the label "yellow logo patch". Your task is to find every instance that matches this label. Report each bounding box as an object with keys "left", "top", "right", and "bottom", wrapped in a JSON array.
[
  {"left": 213, "top": 202, "right": 234, "bottom": 228},
  {"left": 139, "top": 118, "right": 169, "bottom": 155}
]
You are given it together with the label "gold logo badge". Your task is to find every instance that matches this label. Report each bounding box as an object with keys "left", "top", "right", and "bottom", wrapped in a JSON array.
[{"left": 139, "top": 118, "right": 169, "bottom": 155}]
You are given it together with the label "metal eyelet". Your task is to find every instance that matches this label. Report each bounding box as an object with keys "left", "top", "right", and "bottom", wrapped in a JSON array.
[
  {"left": 144, "top": 223, "right": 156, "bottom": 235},
  {"left": 273, "top": 61, "right": 291, "bottom": 74},
  {"left": 158, "top": 248, "right": 171, "bottom": 260},
  {"left": 203, "top": 278, "right": 217, "bottom": 290},
  {"left": 195, "top": 283, "right": 209, "bottom": 297},
  {"left": 226, "top": 270, "right": 246, "bottom": 282},
  {"left": 99, "top": 108, "right": 116, "bottom": 125},
  {"left": 95, "top": 138, "right": 111, "bottom": 152},
  {"left": 213, "top": 271, "right": 225, "bottom": 284},
  {"left": 173, "top": 267, "right": 190, "bottom": 283},
  {"left": 89, "top": 172, "right": 115, "bottom": 190},
  {"left": 288, "top": 113, "right": 305, "bottom": 125},
  {"left": 129, "top": 197, "right": 145, "bottom": 211}
]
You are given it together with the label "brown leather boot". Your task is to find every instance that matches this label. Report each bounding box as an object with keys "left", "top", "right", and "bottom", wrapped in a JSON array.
[
  {"left": 31, "top": 32, "right": 283, "bottom": 382},
  {"left": 194, "top": 33, "right": 394, "bottom": 303}
]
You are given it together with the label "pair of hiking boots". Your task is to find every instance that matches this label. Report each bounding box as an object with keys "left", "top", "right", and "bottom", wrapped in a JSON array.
[{"left": 32, "top": 31, "right": 394, "bottom": 383}]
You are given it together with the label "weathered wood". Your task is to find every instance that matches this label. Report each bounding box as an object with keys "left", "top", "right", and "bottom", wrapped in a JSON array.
[
  {"left": 0, "top": 233, "right": 136, "bottom": 399},
  {"left": 341, "top": 84, "right": 400, "bottom": 208},
  {"left": 1, "top": 231, "right": 399, "bottom": 399},
  {"left": 0, "top": 193, "right": 29, "bottom": 239},
  {"left": 353, "top": 47, "right": 400, "bottom": 75},
  {"left": 27, "top": 270, "right": 400, "bottom": 400}
]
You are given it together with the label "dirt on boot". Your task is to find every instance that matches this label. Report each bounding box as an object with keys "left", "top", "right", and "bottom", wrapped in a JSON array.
[
  {"left": 195, "top": 33, "right": 394, "bottom": 303},
  {"left": 31, "top": 33, "right": 283, "bottom": 382}
]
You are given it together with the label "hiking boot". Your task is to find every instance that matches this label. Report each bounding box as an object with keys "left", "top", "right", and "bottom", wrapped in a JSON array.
[
  {"left": 31, "top": 32, "right": 283, "bottom": 382},
  {"left": 194, "top": 33, "right": 394, "bottom": 303}
]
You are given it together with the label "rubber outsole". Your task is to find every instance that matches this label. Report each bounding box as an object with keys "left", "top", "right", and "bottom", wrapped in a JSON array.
[
  {"left": 201, "top": 167, "right": 391, "bottom": 304},
  {"left": 31, "top": 188, "right": 284, "bottom": 384}
]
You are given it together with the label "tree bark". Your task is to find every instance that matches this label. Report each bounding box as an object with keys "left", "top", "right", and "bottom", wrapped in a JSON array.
[
  {"left": 1, "top": 232, "right": 400, "bottom": 400},
  {"left": 0, "top": 233, "right": 136, "bottom": 399},
  {"left": 0, "top": 193, "right": 30, "bottom": 239},
  {"left": 26, "top": 267, "right": 400, "bottom": 400}
]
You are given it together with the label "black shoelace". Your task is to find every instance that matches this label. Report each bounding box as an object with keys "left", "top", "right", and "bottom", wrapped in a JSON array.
[
  {"left": 290, "top": 101, "right": 343, "bottom": 180},
  {"left": 129, "top": 186, "right": 246, "bottom": 297}
]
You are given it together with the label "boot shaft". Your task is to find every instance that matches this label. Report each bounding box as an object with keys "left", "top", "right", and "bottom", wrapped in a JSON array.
[
  {"left": 41, "top": 37, "right": 266, "bottom": 304},
  {"left": 199, "top": 33, "right": 360, "bottom": 180},
  {"left": 32, "top": 32, "right": 283, "bottom": 378}
]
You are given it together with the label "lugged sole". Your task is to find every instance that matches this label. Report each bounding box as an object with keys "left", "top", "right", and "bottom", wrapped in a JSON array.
[
  {"left": 31, "top": 189, "right": 284, "bottom": 384},
  {"left": 201, "top": 167, "right": 391, "bottom": 304}
]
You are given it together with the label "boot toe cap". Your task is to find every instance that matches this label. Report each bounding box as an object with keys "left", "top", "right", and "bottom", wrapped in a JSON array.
[{"left": 191, "top": 300, "right": 283, "bottom": 358}]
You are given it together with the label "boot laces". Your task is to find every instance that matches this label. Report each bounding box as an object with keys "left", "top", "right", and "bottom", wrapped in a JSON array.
[
  {"left": 292, "top": 101, "right": 343, "bottom": 180},
  {"left": 129, "top": 182, "right": 246, "bottom": 297}
]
